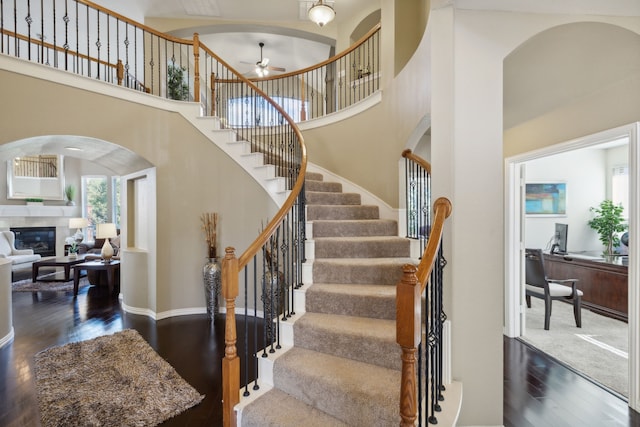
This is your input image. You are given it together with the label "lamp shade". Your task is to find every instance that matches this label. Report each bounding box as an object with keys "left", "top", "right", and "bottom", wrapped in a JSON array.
[
  {"left": 308, "top": 1, "right": 335, "bottom": 27},
  {"left": 69, "top": 217, "right": 89, "bottom": 229},
  {"left": 96, "top": 223, "right": 117, "bottom": 239}
]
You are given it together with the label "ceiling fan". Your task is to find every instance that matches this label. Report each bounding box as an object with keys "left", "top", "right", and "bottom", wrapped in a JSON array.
[{"left": 241, "top": 42, "right": 286, "bottom": 77}]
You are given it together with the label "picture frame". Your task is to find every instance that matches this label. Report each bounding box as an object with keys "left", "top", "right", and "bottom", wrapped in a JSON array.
[
  {"left": 525, "top": 182, "right": 567, "bottom": 216},
  {"left": 7, "top": 154, "right": 65, "bottom": 200}
]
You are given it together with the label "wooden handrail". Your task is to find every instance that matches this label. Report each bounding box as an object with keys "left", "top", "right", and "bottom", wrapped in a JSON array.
[
  {"left": 402, "top": 148, "right": 431, "bottom": 174},
  {"left": 247, "top": 23, "right": 381, "bottom": 82},
  {"left": 396, "top": 196, "right": 451, "bottom": 426},
  {"left": 415, "top": 198, "right": 451, "bottom": 288},
  {"left": 0, "top": 28, "right": 118, "bottom": 70}
]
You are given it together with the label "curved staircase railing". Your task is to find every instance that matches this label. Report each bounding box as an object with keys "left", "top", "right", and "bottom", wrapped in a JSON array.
[
  {"left": 212, "top": 23, "right": 381, "bottom": 122},
  {"left": 398, "top": 151, "right": 452, "bottom": 426}
]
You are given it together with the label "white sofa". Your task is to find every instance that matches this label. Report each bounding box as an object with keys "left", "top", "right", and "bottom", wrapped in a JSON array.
[{"left": 0, "top": 231, "right": 41, "bottom": 271}]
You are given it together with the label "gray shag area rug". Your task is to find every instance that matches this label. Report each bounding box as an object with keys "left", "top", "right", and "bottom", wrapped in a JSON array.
[
  {"left": 522, "top": 300, "right": 628, "bottom": 396},
  {"left": 34, "top": 329, "right": 204, "bottom": 427},
  {"left": 12, "top": 277, "right": 89, "bottom": 293}
]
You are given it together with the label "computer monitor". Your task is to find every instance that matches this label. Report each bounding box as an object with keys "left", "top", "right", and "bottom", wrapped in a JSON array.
[{"left": 552, "top": 223, "right": 568, "bottom": 255}]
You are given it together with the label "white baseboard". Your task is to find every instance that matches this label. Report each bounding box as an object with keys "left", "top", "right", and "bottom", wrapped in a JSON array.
[{"left": 0, "top": 327, "right": 14, "bottom": 349}]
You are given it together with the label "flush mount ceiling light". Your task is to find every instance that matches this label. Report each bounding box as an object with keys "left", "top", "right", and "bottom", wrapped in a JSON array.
[{"left": 308, "top": 0, "right": 335, "bottom": 27}]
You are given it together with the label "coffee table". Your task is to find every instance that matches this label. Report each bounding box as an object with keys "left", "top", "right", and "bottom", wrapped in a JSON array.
[
  {"left": 32, "top": 255, "right": 87, "bottom": 282},
  {"left": 73, "top": 260, "right": 120, "bottom": 296}
]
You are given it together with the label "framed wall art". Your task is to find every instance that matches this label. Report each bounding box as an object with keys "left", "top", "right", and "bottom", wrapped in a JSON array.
[{"left": 525, "top": 182, "right": 566, "bottom": 216}]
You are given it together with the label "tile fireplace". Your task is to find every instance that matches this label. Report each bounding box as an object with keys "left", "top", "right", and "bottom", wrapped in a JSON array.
[{"left": 10, "top": 226, "right": 56, "bottom": 257}]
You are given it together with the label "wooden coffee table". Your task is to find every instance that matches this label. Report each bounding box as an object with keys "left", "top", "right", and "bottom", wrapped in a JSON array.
[
  {"left": 73, "top": 260, "right": 120, "bottom": 296},
  {"left": 32, "top": 255, "right": 87, "bottom": 282}
]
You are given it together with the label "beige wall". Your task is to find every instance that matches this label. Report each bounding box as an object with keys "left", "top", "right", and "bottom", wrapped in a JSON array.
[
  {"left": 504, "top": 20, "right": 640, "bottom": 157},
  {"left": 430, "top": 7, "right": 640, "bottom": 425},
  {"left": 0, "top": 66, "right": 277, "bottom": 316}
]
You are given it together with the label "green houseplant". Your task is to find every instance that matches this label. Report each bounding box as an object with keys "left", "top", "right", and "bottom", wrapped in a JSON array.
[
  {"left": 65, "top": 184, "right": 76, "bottom": 206},
  {"left": 588, "top": 199, "right": 627, "bottom": 257},
  {"left": 167, "top": 64, "right": 190, "bottom": 101}
]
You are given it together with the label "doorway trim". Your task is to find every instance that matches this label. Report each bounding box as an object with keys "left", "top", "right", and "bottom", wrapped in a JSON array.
[{"left": 504, "top": 122, "right": 640, "bottom": 412}]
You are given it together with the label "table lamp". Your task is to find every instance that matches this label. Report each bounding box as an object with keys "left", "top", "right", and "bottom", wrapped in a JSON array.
[
  {"left": 96, "top": 223, "right": 117, "bottom": 262},
  {"left": 69, "top": 217, "right": 89, "bottom": 242}
]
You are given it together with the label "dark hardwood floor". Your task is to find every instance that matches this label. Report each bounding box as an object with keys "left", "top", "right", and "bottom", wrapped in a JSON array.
[
  {"left": 3, "top": 271, "right": 640, "bottom": 426},
  {"left": 504, "top": 336, "right": 640, "bottom": 427}
]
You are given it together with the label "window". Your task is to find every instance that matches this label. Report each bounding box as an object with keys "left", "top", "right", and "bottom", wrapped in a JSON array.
[
  {"left": 227, "top": 96, "right": 309, "bottom": 127},
  {"left": 612, "top": 166, "right": 629, "bottom": 218},
  {"left": 82, "top": 175, "right": 120, "bottom": 240}
]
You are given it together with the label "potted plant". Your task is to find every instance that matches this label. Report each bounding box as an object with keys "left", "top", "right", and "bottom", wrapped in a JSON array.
[
  {"left": 25, "top": 198, "right": 44, "bottom": 206},
  {"left": 65, "top": 184, "right": 76, "bottom": 206},
  {"left": 588, "top": 199, "right": 627, "bottom": 258},
  {"left": 167, "top": 64, "right": 190, "bottom": 101}
]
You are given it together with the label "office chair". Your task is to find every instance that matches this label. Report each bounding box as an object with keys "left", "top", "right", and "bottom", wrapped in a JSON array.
[{"left": 525, "top": 248, "right": 582, "bottom": 330}]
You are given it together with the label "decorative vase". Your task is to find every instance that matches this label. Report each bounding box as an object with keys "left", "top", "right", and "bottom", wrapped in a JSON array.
[
  {"left": 261, "top": 269, "right": 285, "bottom": 343},
  {"left": 203, "top": 257, "right": 221, "bottom": 322}
]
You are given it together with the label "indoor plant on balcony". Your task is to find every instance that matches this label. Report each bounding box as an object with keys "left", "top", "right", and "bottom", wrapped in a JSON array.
[{"left": 588, "top": 199, "right": 627, "bottom": 259}]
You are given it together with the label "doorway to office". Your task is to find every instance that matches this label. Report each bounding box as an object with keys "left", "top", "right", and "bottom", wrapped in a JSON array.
[{"left": 504, "top": 123, "right": 640, "bottom": 412}]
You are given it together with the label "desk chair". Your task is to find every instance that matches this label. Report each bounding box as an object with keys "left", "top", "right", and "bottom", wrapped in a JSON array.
[{"left": 525, "top": 248, "right": 583, "bottom": 330}]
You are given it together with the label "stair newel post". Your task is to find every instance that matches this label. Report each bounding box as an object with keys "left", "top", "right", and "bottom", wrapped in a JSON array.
[
  {"left": 397, "top": 263, "right": 421, "bottom": 426},
  {"left": 193, "top": 33, "right": 200, "bottom": 103},
  {"left": 116, "top": 60, "right": 124, "bottom": 86},
  {"left": 222, "top": 246, "right": 240, "bottom": 427}
]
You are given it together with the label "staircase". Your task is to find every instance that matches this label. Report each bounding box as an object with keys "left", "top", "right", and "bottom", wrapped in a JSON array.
[{"left": 238, "top": 171, "right": 414, "bottom": 426}]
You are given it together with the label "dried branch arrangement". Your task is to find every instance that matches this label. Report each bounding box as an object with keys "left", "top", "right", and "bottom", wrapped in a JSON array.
[{"left": 201, "top": 212, "right": 218, "bottom": 259}]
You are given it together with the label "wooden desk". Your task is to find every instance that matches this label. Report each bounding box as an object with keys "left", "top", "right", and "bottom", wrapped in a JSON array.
[
  {"left": 543, "top": 254, "right": 628, "bottom": 322},
  {"left": 73, "top": 260, "right": 120, "bottom": 296}
]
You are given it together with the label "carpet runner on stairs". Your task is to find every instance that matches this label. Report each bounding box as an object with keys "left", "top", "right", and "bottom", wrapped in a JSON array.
[{"left": 240, "top": 171, "right": 414, "bottom": 426}]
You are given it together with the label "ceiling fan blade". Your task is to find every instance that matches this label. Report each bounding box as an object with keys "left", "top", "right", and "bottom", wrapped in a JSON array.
[
  {"left": 240, "top": 60, "right": 254, "bottom": 65},
  {"left": 267, "top": 65, "right": 286, "bottom": 72}
]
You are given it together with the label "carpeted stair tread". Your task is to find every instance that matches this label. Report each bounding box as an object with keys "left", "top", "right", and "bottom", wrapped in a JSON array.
[
  {"left": 313, "top": 258, "right": 414, "bottom": 285},
  {"left": 240, "top": 388, "right": 349, "bottom": 427},
  {"left": 307, "top": 204, "right": 379, "bottom": 221},
  {"left": 314, "top": 236, "right": 410, "bottom": 258},
  {"left": 306, "top": 191, "right": 361, "bottom": 205},
  {"left": 294, "top": 312, "right": 401, "bottom": 370},
  {"left": 273, "top": 347, "right": 400, "bottom": 426},
  {"left": 311, "top": 219, "right": 398, "bottom": 237},
  {"left": 305, "top": 283, "right": 396, "bottom": 319},
  {"left": 306, "top": 180, "right": 342, "bottom": 193},
  {"left": 305, "top": 172, "right": 324, "bottom": 181}
]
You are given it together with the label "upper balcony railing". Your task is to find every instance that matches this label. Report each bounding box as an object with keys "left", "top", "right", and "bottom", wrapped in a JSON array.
[
  {"left": 0, "top": 1, "right": 380, "bottom": 125},
  {"left": 209, "top": 24, "right": 381, "bottom": 123}
]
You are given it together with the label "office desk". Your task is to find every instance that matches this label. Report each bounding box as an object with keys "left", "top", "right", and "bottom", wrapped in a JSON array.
[{"left": 543, "top": 254, "right": 628, "bottom": 322}]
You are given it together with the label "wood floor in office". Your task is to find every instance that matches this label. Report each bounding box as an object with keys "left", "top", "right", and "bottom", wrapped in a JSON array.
[{"left": 2, "top": 277, "right": 640, "bottom": 426}]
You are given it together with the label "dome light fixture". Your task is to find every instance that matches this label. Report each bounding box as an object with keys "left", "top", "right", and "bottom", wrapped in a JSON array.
[{"left": 308, "top": 0, "right": 335, "bottom": 28}]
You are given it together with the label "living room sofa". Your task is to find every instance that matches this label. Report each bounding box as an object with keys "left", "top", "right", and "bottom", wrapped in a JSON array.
[{"left": 0, "top": 231, "right": 41, "bottom": 271}]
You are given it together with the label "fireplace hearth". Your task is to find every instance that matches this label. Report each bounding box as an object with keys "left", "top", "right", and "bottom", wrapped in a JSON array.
[{"left": 11, "top": 226, "right": 56, "bottom": 257}]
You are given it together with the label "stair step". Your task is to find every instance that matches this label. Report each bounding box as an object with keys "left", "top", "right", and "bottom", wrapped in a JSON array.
[
  {"left": 306, "top": 191, "right": 361, "bottom": 205},
  {"left": 305, "top": 172, "right": 324, "bottom": 181},
  {"left": 306, "top": 180, "right": 342, "bottom": 193},
  {"left": 273, "top": 347, "right": 400, "bottom": 426},
  {"left": 305, "top": 283, "right": 396, "bottom": 320},
  {"left": 314, "top": 236, "right": 411, "bottom": 258},
  {"left": 312, "top": 258, "right": 413, "bottom": 285},
  {"left": 294, "top": 312, "right": 401, "bottom": 371},
  {"left": 311, "top": 219, "right": 398, "bottom": 237},
  {"left": 307, "top": 205, "right": 379, "bottom": 221},
  {"left": 240, "top": 388, "right": 348, "bottom": 427}
]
